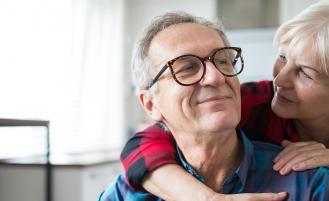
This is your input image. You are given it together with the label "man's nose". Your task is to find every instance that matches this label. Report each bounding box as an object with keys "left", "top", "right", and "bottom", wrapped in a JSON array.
[{"left": 199, "top": 60, "right": 225, "bottom": 86}]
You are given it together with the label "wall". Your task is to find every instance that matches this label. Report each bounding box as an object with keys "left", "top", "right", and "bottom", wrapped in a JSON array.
[
  {"left": 217, "top": 0, "right": 278, "bottom": 29},
  {"left": 227, "top": 28, "right": 276, "bottom": 83},
  {"left": 279, "top": 0, "right": 319, "bottom": 23}
]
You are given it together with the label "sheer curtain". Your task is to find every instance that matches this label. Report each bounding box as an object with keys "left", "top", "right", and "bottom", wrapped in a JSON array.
[
  {"left": 69, "top": 0, "right": 125, "bottom": 154},
  {"left": 0, "top": 0, "right": 125, "bottom": 157}
]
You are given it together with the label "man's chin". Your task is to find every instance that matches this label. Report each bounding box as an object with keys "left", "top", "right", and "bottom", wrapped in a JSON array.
[{"left": 201, "top": 114, "right": 239, "bottom": 131}]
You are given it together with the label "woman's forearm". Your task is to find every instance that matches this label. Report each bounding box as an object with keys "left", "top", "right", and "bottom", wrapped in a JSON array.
[
  {"left": 142, "top": 164, "right": 219, "bottom": 201},
  {"left": 141, "top": 164, "right": 288, "bottom": 201}
]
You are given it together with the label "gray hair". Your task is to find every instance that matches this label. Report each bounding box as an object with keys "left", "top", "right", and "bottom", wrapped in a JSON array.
[
  {"left": 274, "top": 0, "right": 329, "bottom": 75},
  {"left": 131, "top": 11, "right": 230, "bottom": 93}
]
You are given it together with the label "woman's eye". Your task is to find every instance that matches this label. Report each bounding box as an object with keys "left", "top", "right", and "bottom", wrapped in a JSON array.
[
  {"left": 279, "top": 54, "right": 287, "bottom": 62},
  {"left": 299, "top": 69, "right": 312, "bottom": 79}
]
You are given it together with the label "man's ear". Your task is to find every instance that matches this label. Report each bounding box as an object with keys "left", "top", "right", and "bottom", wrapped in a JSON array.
[{"left": 137, "top": 90, "right": 163, "bottom": 121}]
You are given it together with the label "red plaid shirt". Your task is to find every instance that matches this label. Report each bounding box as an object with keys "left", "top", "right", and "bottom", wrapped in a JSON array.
[{"left": 120, "top": 80, "right": 300, "bottom": 190}]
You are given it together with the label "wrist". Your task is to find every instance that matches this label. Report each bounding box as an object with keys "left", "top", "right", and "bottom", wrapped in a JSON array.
[
  {"left": 209, "top": 194, "right": 233, "bottom": 201},
  {"left": 198, "top": 189, "right": 226, "bottom": 201}
]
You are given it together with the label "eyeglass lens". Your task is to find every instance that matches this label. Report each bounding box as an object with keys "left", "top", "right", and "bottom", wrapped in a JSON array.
[{"left": 171, "top": 48, "right": 242, "bottom": 85}]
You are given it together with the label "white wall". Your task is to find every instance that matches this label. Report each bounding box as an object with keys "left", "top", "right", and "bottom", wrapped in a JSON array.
[
  {"left": 279, "top": 0, "right": 320, "bottom": 23},
  {"left": 227, "top": 28, "right": 277, "bottom": 83}
]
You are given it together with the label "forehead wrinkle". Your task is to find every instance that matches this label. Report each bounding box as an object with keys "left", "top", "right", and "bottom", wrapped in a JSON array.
[
  {"left": 152, "top": 23, "right": 224, "bottom": 56},
  {"left": 148, "top": 23, "right": 225, "bottom": 76}
]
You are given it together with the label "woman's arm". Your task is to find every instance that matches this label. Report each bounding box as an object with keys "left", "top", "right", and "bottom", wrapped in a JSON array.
[
  {"left": 120, "top": 124, "right": 287, "bottom": 201},
  {"left": 142, "top": 164, "right": 217, "bottom": 201},
  {"left": 120, "top": 124, "right": 177, "bottom": 190},
  {"left": 142, "top": 164, "right": 287, "bottom": 201}
]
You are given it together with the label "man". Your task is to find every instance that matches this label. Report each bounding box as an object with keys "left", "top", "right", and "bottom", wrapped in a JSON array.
[{"left": 99, "top": 12, "right": 329, "bottom": 201}]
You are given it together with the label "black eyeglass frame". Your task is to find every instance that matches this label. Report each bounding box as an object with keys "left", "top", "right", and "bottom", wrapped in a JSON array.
[{"left": 146, "top": 47, "right": 244, "bottom": 89}]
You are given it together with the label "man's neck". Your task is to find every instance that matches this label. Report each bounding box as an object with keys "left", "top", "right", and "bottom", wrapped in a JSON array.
[{"left": 174, "top": 129, "right": 244, "bottom": 192}]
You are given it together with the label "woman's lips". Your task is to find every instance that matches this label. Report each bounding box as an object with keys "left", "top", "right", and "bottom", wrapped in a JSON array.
[{"left": 275, "top": 91, "right": 295, "bottom": 103}]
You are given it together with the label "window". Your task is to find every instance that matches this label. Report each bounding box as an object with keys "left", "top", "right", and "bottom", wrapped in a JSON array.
[{"left": 0, "top": 0, "right": 125, "bottom": 158}]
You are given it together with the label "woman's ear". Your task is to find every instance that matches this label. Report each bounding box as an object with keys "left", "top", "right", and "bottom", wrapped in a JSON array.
[{"left": 137, "top": 90, "right": 163, "bottom": 121}]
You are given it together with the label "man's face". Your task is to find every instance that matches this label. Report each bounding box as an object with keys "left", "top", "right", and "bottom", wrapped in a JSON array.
[{"left": 146, "top": 23, "right": 241, "bottom": 135}]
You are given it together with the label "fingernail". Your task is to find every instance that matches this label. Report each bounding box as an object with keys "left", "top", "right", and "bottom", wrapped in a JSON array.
[
  {"left": 280, "top": 167, "right": 286, "bottom": 175},
  {"left": 273, "top": 163, "right": 281, "bottom": 171},
  {"left": 278, "top": 192, "right": 288, "bottom": 197}
]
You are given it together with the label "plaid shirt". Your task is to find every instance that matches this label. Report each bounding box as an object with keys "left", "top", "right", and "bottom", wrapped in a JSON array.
[
  {"left": 100, "top": 131, "right": 329, "bottom": 201},
  {"left": 120, "top": 80, "right": 301, "bottom": 190}
]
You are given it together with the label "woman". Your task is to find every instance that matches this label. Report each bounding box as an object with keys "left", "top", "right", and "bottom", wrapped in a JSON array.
[{"left": 120, "top": 1, "right": 329, "bottom": 200}]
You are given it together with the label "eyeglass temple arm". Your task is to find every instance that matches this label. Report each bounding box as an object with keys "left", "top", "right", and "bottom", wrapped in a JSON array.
[
  {"left": 232, "top": 52, "right": 241, "bottom": 66},
  {"left": 147, "top": 65, "right": 169, "bottom": 89}
]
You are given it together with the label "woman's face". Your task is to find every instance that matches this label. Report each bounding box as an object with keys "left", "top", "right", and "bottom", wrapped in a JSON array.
[{"left": 271, "top": 38, "right": 329, "bottom": 121}]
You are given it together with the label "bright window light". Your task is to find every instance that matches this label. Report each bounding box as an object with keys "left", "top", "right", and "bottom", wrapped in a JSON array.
[{"left": 0, "top": 0, "right": 125, "bottom": 158}]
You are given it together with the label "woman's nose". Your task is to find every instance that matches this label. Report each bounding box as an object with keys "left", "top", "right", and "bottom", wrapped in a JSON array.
[
  {"left": 273, "top": 60, "right": 284, "bottom": 78},
  {"left": 273, "top": 61, "right": 294, "bottom": 89}
]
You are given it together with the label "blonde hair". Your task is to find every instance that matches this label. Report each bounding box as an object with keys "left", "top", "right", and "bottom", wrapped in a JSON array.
[{"left": 274, "top": 0, "right": 329, "bottom": 75}]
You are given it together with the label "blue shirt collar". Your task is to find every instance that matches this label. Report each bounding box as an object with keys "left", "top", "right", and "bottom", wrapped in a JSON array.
[{"left": 175, "top": 129, "right": 254, "bottom": 193}]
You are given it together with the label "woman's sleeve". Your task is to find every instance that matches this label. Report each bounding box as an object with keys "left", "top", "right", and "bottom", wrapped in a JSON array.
[
  {"left": 120, "top": 124, "right": 178, "bottom": 190},
  {"left": 239, "top": 80, "right": 276, "bottom": 142}
]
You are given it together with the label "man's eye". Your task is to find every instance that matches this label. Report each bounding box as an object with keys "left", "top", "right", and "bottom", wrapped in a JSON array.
[
  {"left": 215, "top": 58, "right": 229, "bottom": 65},
  {"left": 175, "top": 65, "right": 196, "bottom": 74}
]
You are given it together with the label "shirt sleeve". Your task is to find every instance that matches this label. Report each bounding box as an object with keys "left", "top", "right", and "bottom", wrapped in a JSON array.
[
  {"left": 120, "top": 124, "right": 177, "bottom": 190},
  {"left": 239, "top": 80, "right": 276, "bottom": 141},
  {"left": 239, "top": 80, "right": 274, "bottom": 127}
]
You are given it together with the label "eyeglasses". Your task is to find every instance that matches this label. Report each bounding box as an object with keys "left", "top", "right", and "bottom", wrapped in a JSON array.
[{"left": 146, "top": 47, "right": 244, "bottom": 89}]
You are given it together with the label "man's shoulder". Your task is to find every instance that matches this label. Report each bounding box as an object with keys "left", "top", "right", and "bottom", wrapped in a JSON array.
[
  {"left": 249, "top": 140, "right": 282, "bottom": 170},
  {"left": 251, "top": 140, "right": 329, "bottom": 178},
  {"left": 252, "top": 140, "right": 282, "bottom": 154},
  {"left": 99, "top": 175, "right": 127, "bottom": 201},
  {"left": 99, "top": 174, "right": 160, "bottom": 201},
  {"left": 309, "top": 166, "right": 329, "bottom": 182}
]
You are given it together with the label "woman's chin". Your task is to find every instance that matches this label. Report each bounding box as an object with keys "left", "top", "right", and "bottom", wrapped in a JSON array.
[{"left": 271, "top": 100, "right": 294, "bottom": 119}]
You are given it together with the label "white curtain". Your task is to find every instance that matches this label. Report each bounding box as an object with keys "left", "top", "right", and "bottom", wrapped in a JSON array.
[
  {"left": 0, "top": 0, "right": 125, "bottom": 157},
  {"left": 69, "top": 0, "right": 125, "bottom": 154}
]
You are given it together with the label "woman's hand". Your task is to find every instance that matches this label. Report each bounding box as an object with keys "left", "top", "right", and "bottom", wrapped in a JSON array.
[{"left": 273, "top": 140, "right": 329, "bottom": 175}]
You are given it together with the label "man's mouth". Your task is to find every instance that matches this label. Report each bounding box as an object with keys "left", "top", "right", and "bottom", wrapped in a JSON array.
[{"left": 198, "top": 96, "right": 231, "bottom": 104}]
